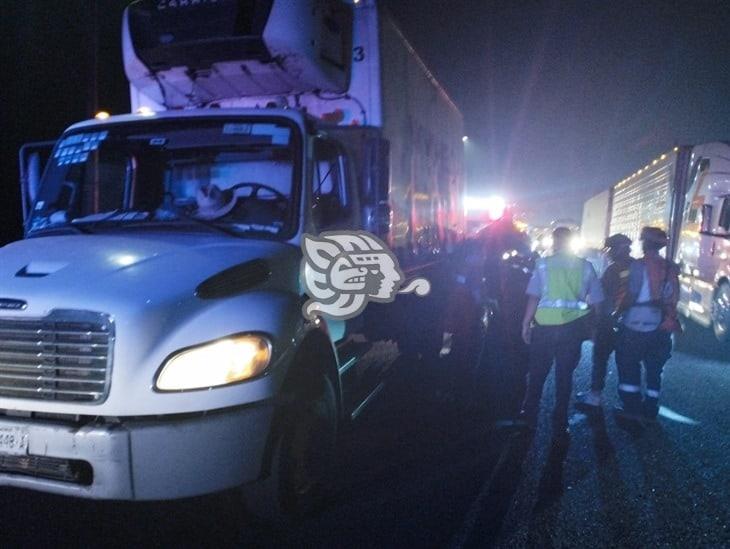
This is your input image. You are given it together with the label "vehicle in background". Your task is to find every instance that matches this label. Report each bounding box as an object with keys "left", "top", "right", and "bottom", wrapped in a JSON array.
[
  {"left": 5, "top": 0, "right": 464, "bottom": 514},
  {"left": 580, "top": 189, "right": 612, "bottom": 251},
  {"left": 582, "top": 143, "right": 730, "bottom": 341}
]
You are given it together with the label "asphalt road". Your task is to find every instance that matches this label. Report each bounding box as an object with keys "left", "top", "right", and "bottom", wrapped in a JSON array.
[{"left": 1, "top": 320, "right": 728, "bottom": 548}]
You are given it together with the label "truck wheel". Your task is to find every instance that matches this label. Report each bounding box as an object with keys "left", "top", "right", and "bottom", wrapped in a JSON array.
[
  {"left": 280, "top": 374, "right": 338, "bottom": 515},
  {"left": 711, "top": 281, "right": 730, "bottom": 343},
  {"left": 244, "top": 374, "right": 337, "bottom": 522}
]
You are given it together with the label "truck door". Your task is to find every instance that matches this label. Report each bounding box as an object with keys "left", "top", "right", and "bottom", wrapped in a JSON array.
[
  {"left": 311, "top": 138, "right": 356, "bottom": 231},
  {"left": 699, "top": 192, "right": 730, "bottom": 281},
  {"left": 677, "top": 157, "right": 706, "bottom": 315},
  {"left": 310, "top": 136, "right": 398, "bottom": 419},
  {"left": 695, "top": 163, "right": 720, "bottom": 283}
]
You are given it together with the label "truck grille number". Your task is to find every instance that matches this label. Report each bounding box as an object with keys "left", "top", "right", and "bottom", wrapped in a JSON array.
[{"left": 0, "top": 311, "right": 113, "bottom": 403}]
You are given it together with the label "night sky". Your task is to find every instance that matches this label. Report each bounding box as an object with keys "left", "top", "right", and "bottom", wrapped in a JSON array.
[
  {"left": 384, "top": 0, "right": 730, "bottom": 224},
  {"left": 3, "top": 0, "right": 730, "bottom": 243}
]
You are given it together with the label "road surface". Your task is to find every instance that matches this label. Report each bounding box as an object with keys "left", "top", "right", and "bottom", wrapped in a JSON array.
[{"left": 0, "top": 321, "right": 728, "bottom": 548}]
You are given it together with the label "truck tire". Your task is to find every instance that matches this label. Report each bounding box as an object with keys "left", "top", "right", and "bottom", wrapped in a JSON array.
[
  {"left": 243, "top": 374, "right": 338, "bottom": 522},
  {"left": 711, "top": 281, "right": 730, "bottom": 343}
]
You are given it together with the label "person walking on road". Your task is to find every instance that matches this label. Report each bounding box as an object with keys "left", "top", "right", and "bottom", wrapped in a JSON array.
[
  {"left": 440, "top": 217, "right": 533, "bottom": 412},
  {"left": 520, "top": 227, "right": 604, "bottom": 439},
  {"left": 614, "top": 227, "right": 681, "bottom": 422},
  {"left": 576, "top": 234, "right": 633, "bottom": 410}
]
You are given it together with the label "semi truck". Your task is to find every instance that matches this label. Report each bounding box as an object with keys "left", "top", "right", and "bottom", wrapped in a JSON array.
[
  {"left": 1, "top": 0, "right": 464, "bottom": 515},
  {"left": 582, "top": 143, "right": 730, "bottom": 342}
]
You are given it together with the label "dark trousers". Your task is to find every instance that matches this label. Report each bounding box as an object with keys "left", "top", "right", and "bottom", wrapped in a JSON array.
[
  {"left": 615, "top": 328, "right": 672, "bottom": 416},
  {"left": 591, "top": 317, "right": 616, "bottom": 392},
  {"left": 522, "top": 317, "right": 587, "bottom": 429},
  {"left": 481, "top": 307, "right": 529, "bottom": 417}
]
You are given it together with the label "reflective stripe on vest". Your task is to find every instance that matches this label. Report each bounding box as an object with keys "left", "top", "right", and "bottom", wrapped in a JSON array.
[
  {"left": 535, "top": 256, "right": 592, "bottom": 325},
  {"left": 539, "top": 299, "right": 589, "bottom": 310}
]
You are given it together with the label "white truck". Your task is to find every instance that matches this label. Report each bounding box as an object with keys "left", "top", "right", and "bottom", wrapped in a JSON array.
[
  {"left": 2, "top": 0, "right": 464, "bottom": 514},
  {"left": 582, "top": 143, "right": 730, "bottom": 342}
]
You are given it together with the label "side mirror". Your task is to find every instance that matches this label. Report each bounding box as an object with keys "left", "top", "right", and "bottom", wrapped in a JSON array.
[
  {"left": 19, "top": 141, "right": 55, "bottom": 223},
  {"left": 700, "top": 204, "right": 713, "bottom": 234}
]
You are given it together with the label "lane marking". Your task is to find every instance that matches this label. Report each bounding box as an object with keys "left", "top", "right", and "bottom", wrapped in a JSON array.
[
  {"left": 658, "top": 405, "right": 700, "bottom": 425},
  {"left": 448, "top": 435, "right": 515, "bottom": 549},
  {"left": 350, "top": 382, "right": 385, "bottom": 420}
]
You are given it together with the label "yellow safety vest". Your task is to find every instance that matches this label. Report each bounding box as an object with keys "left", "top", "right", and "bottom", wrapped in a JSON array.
[{"left": 535, "top": 255, "right": 591, "bottom": 326}]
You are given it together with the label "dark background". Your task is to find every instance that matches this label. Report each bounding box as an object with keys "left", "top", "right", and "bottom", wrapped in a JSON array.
[
  {"left": 387, "top": 0, "right": 730, "bottom": 223},
  {"left": 1, "top": 1, "right": 131, "bottom": 245},
  {"left": 2, "top": 0, "right": 730, "bottom": 244}
]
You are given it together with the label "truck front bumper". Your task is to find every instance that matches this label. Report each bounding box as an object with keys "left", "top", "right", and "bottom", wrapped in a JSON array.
[{"left": 0, "top": 403, "right": 274, "bottom": 500}]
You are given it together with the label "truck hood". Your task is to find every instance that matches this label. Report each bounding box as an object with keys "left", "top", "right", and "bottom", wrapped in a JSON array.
[
  {"left": 0, "top": 232, "right": 298, "bottom": 316},
  {"left": 0, "top": 232, "right": 304, "bottom": 415}
]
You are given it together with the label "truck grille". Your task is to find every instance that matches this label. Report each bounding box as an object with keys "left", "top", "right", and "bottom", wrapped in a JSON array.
[{"left": 0, "top": 310, "right": 113, "bottom": 403}]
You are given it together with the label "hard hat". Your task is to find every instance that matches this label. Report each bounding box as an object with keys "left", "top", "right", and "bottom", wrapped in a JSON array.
[
  {"left": 603, "top": 233, "right": 632, "bottom": 250},
  {"left": 640, "top": 226, "right": 669, "bottom": 248}
]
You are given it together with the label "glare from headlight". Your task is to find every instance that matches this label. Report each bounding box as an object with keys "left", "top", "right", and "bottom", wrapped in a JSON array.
[
  {"left": 156, "top": 335, "right": 272, "bottom": 391},
  {"left": 570, "top": 236, "right": 585, "bottom": 254}
]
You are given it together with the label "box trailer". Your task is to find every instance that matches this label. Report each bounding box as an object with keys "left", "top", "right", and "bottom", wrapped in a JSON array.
[{"left": 580, "top": 189, "right": 612, "bottom": 250}]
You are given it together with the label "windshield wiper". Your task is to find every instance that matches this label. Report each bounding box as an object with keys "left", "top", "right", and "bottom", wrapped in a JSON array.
[
  {"left": 72, "top": 209, "right": 152, "bottom": 231},
  {"left": 27, "top": 224, "right": 94, "bottom": 237},
  {"left": 28, "top": 210, "right": 148, "bottom": 237},
  {"left": 166, "top": 208, "right": 245, "bottom": 238}
]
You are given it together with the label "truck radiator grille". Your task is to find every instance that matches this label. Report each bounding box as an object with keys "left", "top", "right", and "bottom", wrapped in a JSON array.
[{"left": 0, "top": 310, "right": 113, "bottom": 403}]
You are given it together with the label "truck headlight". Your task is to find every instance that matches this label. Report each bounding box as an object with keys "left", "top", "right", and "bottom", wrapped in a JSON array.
[{"left": 156, "top": 335, "right": 272, "bottom": 392}]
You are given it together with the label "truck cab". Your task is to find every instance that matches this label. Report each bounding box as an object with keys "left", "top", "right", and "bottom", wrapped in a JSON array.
[
  {"left": 676, "top": 142, "right": 730, "bottom": 342},
  {"left": 2, "top": 0, "right": 464, "bottom": 514}
]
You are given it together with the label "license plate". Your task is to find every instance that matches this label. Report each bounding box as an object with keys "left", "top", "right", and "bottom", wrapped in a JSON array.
[{"left": 0, "top": 426, "right": 29, "bottom": 456}]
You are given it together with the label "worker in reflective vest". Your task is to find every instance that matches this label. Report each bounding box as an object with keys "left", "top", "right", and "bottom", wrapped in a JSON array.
[
  {"left": 576, "top": 233, "right": 634, "bottom": 410},
  {"left": 520, "top": 227, "right": 604, "bottom": 439},
  {"left": 614, "top": 226, "right": 681, "bottom": 422}
]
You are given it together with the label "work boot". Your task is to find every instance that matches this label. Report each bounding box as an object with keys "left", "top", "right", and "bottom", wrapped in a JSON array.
[
  {"left": 617, "top": 389, "right": 642, "bottom": 417},
  {"left": 642, "top": 397, "right": 660, "bottom": 422},
  {"left": 613, "top": 405, "right": 645, "bottom": 423},
  {"left": 575, "top": 390, "right": 602, "bottom": 412}
]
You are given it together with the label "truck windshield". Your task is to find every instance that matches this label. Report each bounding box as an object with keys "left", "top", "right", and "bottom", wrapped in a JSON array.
[{"left": 28, "top": 118, "right": 300, "bottom": 239}]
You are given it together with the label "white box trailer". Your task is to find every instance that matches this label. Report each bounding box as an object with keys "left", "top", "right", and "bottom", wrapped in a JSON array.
[
  {"left": 608, "top": 147, "right": 689, "bottom": 258},
  {"left": 580, "top": 189, "right": 612, "bottom": 250},
  {"left": 5, "top": 0, "right": 465, "bottom": 515},
  {"left": 586, "top": 144, "right": 730, "bottom": 341}
]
